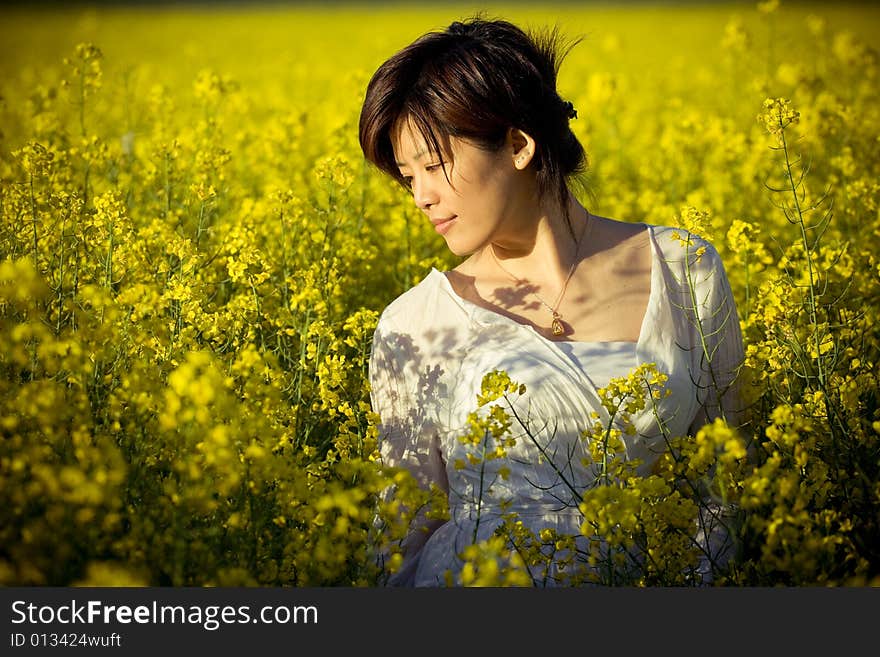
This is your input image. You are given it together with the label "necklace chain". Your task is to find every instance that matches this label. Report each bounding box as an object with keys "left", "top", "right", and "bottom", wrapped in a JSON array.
[{"left": 490, "top": 210, "right": 592, "bottom": 336}]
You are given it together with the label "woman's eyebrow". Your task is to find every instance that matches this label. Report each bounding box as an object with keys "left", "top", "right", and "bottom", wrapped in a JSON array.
[{"left": 395, "top": 148, "right": 430, "bottom": 167}]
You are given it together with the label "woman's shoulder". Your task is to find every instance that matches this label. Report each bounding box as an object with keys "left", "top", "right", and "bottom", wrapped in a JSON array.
[
  {"left": 639, "top": 221, "right": 734, "bottom": 307},
  {"left": 375, "top": 268, "right": 455, "bottom": 331},
  {"left": 641, "top": 222, "right": 723, "bottom": 263},
  {"left": 590, "top": 215, "right": 717, "bottom": 260},
  {"left": 643, "top": 221, "right": 709, "bottom": 245}
]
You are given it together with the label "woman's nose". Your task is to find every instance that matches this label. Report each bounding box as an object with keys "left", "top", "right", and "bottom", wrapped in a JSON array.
[{"left": 412, "top": 176, "right": 438, "bottom": 210}]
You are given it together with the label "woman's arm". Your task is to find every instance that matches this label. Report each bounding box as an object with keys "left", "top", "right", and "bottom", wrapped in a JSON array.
[
  {"left": 680, "top": 236, "right": 748, "bottom": 583},
  {"left": 685, "top": 239, "right": 746, "bottom": 436},
  {"left": 368, "top": 316, "right": 450, "bottom": 586}
]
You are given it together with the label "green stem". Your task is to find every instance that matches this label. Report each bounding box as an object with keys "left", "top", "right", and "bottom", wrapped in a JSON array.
[
  {"left": 56, "top": 208, "right": 66, "bottom": 337},
  {"left": 164, "top": 151, "right": 172, "bottom": 217},
  {"left": 743, "top": 251, "right": 751, "bottom": 319},
  {"left": 195, "top": 200, "right": 206, "bottom": 249},
  {"left": 505, "top": 397, "right": 583, "bottom": 505},
  {"left": 684, "top": 235, "right": 727, "bottom": 425},
  {"left": 780, "top": 129, "right": 825, "bottom": 390},
  {"left": 778, "top": 125, "right": 853, "bottom": 506},
  {"left": 29, "top": 174, "right": 39, "bottom": 271},
  {"left": 79, "top": 64, "right": 86, "bottom": 138},
  {"left": 105, "top": 220, "right": 114, "bottom": 289},
  {"left": 471, "top": 429, "right": 489, "bottom": 544}
]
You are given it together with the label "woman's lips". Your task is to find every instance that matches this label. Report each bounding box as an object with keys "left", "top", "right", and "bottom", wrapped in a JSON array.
[{"left": 433, "top": 216, "right": 456, "bottom": 235}]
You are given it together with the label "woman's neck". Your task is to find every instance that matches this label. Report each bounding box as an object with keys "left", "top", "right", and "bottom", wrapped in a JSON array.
[{"left": 480, "top": 195, "right": 590, "bottom": 286}]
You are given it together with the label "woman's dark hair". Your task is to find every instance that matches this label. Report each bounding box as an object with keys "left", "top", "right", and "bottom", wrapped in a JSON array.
[{"left": 358, "top": 16, "right": 587, "bottom": 235}]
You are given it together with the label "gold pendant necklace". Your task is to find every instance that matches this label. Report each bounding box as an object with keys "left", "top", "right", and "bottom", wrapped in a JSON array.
[{"left": 491, "top": 211, "right": 592, "bottom": 337}]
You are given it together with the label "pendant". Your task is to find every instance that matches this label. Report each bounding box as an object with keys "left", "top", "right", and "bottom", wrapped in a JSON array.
[{"left": 551, "top": 316, "right": 564, "bottom": 336}]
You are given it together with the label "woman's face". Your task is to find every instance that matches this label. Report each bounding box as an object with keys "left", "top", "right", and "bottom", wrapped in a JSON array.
[{"left": 391, "top": 118, "right": 535, "bottom": 257}]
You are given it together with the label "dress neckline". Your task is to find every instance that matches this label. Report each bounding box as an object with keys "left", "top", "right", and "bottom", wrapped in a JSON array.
[{"left": 430, "top": 223, "right": 657, "bottom": 349}]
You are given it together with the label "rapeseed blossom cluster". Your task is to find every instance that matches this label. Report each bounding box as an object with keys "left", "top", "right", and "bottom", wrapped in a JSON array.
[
  {"left": 0, "top": 2, "right": 877, "bottom": 586},
  {"left": 758, "top": 97, "right": 801, "bottom": 144}
]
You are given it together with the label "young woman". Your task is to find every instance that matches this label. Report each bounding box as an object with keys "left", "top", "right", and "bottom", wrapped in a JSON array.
[{"left": 359, "top": 17, "right": 745, "bottom": 586}]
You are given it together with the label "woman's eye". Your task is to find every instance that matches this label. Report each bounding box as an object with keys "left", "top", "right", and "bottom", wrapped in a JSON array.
[{"left": 425, "top": 162, "right": 444, "bottom": 172}]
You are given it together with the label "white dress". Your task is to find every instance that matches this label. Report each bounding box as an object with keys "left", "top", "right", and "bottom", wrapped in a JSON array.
[{"left": 369, "top": 224, "right": 744, "bottom": 586}]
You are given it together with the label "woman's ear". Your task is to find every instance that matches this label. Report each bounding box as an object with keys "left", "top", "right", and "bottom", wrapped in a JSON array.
[{"left": 509, "top": 128, "right": 537, "bottom": 170}]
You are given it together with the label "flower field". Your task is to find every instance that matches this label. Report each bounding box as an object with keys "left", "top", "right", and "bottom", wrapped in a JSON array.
[{"left": 1, "top": 1, "right": 878, "bottom": 586}]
